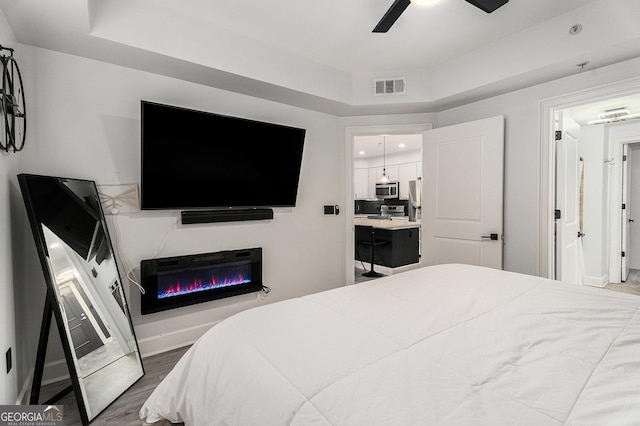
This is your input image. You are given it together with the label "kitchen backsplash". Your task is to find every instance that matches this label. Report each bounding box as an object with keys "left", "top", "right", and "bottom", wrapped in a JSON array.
[{"left": 355, "top": 199, "right": 408, "bottom": 215}]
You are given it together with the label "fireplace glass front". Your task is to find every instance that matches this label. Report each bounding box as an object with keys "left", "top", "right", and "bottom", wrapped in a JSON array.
[{"left": 140, "top": 248, "right": 263, "bottom": 314}]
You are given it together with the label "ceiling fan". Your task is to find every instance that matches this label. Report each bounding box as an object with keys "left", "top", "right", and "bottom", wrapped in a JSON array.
[{"left": 373, "top": 0, "right": 509, "bottom": 33}]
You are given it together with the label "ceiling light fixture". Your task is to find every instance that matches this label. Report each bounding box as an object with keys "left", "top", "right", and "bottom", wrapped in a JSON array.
[
  {"left": 599, "top": 108, "right": 629, "bottom": 119},
  {"left": 410, "top": 0, "right": 445, "bottom": 7},
  {"left": 379, "top": 135, "right": 390, "bottom": 184},
  {"left": 588, "top": 108, "right": 640, "bottom": 125}
]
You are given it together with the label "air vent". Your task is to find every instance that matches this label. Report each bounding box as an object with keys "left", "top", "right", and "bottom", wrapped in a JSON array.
[{"left": 374, "top": 77, "right": 406, "bottom": 96}]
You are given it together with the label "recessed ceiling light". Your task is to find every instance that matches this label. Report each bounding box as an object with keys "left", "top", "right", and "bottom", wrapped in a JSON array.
[
  {"left": 49, "top": 242, "right": 60, "bottom": 249},
  {"left": 398, "top": 143, "right": 406, "bottom": 148},
  {"left": 359, "top": 151, "right": 366, "bottom": 155}
]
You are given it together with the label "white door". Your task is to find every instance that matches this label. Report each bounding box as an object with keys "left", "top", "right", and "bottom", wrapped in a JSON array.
[
  {"left": 622, "top": 144, "right": 631, "bottom": 281},
  {"left": 555, "top": 112, "right": 582, "bottom": 284},
  {"left": 422, "top": 116, "right": 504, "bottom": 269}
]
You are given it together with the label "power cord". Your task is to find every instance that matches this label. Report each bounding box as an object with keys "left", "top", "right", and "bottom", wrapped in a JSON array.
[
  {"left": 260, "top": 285, "right": 271, "bottom": 300},
  {"left": 111, "top": 214, "right": 146, "bottom": 294}
]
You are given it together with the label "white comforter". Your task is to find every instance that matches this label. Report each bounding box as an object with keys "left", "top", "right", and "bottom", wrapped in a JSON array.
[{"left": 139, "top": 264, "right": 640, "bottom": 425}]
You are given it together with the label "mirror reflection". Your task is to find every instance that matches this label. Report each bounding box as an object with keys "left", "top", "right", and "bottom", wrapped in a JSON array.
[{"left": 20, "top": 174, "right": 143, "bottom": 423}]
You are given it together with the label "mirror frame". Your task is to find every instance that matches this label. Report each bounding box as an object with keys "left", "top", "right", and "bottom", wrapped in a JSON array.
[{"left": 18, "top": 173, "right": 144, "bottom": 424}]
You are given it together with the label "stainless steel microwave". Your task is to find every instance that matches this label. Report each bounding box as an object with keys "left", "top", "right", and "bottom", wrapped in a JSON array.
[{"left": 375, "top": 182, "right": 399, "bottom": 199}]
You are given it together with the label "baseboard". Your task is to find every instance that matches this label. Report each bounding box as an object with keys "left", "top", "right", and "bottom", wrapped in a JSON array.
[
  {"left": 14, "top": 359, "right": 72, "bottom": 405},
  {"left": 137, "top": 320, "right": 221, "bottom": 358},
  {"left": 584, "top": 275, "right": 608, "bottom": 288},
  {"left": 42, "top": 359, "right": 70, "bottom": 385},
  {"left": 16, "top": 369, "right": 33, "bottom": 405},
  {"left": 20, "top": 321, "right": 221, "bottom": 396}
]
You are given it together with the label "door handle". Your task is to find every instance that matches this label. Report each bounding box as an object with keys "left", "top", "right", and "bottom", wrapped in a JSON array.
[
  {"left": 629, "top": 219, "right": 635, "bottom": 223},
  {"left": 481, "top": 233, "right": 499, "bottom": 241}
]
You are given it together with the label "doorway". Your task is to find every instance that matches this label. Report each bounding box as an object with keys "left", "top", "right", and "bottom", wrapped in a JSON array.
[
  {"left": 345, "top": 123, "right": 432, "bottom": 285},
  {"left": 539, "top": 76, "right": 640, "bottom": 280},
  {"left": 545, "top": 87, "right": 640, "bottom": 285}
]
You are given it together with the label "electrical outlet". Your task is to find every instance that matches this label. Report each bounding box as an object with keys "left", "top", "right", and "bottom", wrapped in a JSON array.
[{"left": 6, "top": 348, "right": 11, "bottom": 374}]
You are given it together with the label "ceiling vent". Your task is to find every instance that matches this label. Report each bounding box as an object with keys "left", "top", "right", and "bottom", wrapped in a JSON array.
[{"left": 374, "top": 77, "right": 406, "bottom": 96}]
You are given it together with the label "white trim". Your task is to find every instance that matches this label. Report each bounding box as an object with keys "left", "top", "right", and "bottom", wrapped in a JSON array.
[
  {"left": 583, "top": 275, "right": 608, "bottom": 288},
  {"left": 538, "top": 76, "right": 640, "bottom": 279},
  {"left": 606, "top": 126, "right": 640, "bottom": 283},
  {"left": 23, "top": 321, "right": 217, "bottom": 393},
  {"left": 345, "top": 123, "right": 433, "bottom": 286},
  {"left": 137, "top": 320, "right": 220, "bottom": 358},
  {"left": 42, "top": 359, "right": 70, "bottom": 386},
  {"left": 16, "top": 369, "right": 33, "bottom": 405}
]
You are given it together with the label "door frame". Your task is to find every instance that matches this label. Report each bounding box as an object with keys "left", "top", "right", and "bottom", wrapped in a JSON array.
[
  {"left": 345, "top": 123, "right": 433, "bottom": 285},
  {"left": 538, "top": 76, "right": 640, "bottom": 279},
  {"left": 607, "top": 128, "right": 640, "bottom": 283}
]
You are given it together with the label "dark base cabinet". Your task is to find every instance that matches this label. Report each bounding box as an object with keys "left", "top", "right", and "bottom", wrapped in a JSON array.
[{"left": 355, "top": 225, "right": 419, "bottom": 268}]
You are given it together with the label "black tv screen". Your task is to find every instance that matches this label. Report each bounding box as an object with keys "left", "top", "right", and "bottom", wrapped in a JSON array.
[{"left": 140, "top": 101, "right": 306, "bottom": 210}]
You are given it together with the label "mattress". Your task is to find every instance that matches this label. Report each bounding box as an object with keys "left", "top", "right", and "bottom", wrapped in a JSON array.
[{"left": 139, "top": 264, "right": 640, "bottom": 425}]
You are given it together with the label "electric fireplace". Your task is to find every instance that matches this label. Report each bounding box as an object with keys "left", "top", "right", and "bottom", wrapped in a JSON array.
[{"left": 140, "top": 248, "right": 263, "bottom": 314}]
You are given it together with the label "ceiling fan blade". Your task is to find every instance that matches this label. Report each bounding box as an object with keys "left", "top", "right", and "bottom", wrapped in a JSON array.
[
  {"left": 464, "top": 0, "right": 509, "bottom": 13},
  {"left": 373, "top": 0, "right": 411, "bottom": 33}
]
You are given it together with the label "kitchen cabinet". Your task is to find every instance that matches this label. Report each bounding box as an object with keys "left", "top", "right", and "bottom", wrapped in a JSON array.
[
  {"left": 355, "top": 161, "right": 421, "bottom": 200},
  {"left": 354, "top": 168, "right": 370, "bottom": 199},
  {"left": 354, "top": 220, "right": 420, "bottom": 268}
]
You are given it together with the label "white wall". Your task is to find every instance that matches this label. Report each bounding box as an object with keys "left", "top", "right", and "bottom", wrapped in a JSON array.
[
  {"left": 0, "top": 132, "right": 20, "bottom": 407},
  {"left": 434, "top": 58, "right": 640, "bottom": 275},
  {"left": 0, "top": 11, "right": 28, "bottom": 404},
  {"left": 11, "top": 44, "right": 346, "bottom": 394}
]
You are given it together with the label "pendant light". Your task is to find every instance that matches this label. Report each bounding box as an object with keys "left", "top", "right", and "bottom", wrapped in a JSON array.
[{"left": 378, "top": 135, "right": 390, "bottom": 184}]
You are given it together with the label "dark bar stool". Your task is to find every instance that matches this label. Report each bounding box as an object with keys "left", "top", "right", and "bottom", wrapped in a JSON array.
[{"left": 357, "top": 225, "right": 387, "bottom": 278}]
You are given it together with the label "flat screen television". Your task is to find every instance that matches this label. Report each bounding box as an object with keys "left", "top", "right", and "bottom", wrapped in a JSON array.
[{"left": 140, "top": 101, "right": 306, "bottom": 210}]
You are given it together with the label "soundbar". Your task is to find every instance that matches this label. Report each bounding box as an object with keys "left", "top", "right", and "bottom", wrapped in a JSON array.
[{"left": 181, "top": 208, "right": 274, "bottom": 224}]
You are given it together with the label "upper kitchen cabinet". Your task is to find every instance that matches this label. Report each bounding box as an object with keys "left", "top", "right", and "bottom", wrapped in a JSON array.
[
  {"left": 354, "top": 134, "right": 422, "bottom": 200},
  {"left": 355, "top": 162, "right": 419, "bottom": 200},
  {"left": 354, "top": 168, "right": 370, "bottom": 199}
]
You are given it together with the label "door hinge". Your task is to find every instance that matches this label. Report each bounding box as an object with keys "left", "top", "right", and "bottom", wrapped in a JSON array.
[
  {"left": 555, "top": 131, "right": 562, "bottom": 141},
  {"left": 555, "top": 209, "right": 561, "bottom": 219},
  {"left": 623, "top": 155, "right": 627, "bottom": 161},
  {"left": 623, "top": 203, "right": 626, "bottom": 210},
  {"left": 622, "top": 251, "right": 626, "bottom": 258}
]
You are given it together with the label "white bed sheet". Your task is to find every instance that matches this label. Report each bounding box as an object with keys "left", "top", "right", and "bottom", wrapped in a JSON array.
[{"left": 139, "top": 264, "right": 640, "bottom": 425}]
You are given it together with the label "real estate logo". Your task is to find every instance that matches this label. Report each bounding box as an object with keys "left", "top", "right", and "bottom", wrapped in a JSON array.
[{"left": 0, "top": 405, "right": 63, "bottom": 426}]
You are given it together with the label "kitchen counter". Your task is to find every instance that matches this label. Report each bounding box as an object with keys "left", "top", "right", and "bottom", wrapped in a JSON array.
[{"left": 354, "top": 217, "right": 420, "bottom": 230}]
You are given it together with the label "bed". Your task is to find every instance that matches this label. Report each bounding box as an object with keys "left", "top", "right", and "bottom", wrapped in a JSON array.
[{"left": 139, "top": 264, "right": 640, "bottom": 425}]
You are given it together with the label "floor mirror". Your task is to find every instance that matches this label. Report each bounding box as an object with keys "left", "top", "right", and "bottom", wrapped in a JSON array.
[{"left": 19, "top": 173, "right": 144, "bottom": 424}]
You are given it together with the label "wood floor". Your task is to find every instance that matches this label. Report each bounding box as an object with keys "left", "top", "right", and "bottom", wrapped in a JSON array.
[
  {"left": 604, "top": 268, "right": 640, "bottom": 296},
  {"left": 38, "top": 345, "right": 190, "bottom": 426}
]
